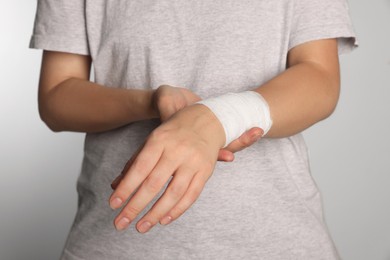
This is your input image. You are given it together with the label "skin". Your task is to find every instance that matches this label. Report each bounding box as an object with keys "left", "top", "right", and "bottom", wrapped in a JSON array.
[
  {"left": 38, "top": 38, "right": 340, "bottom": 234},
  {"left": 108, "top": 38, "right": 341, "bottom": 233},
  {"left": 38, "top": 51, "right": 261, "bottom": 162}
]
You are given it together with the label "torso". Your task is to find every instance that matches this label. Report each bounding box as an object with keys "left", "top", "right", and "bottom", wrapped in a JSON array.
[{"left": 61, "top": 1, "right": 339, "bottom": 259}]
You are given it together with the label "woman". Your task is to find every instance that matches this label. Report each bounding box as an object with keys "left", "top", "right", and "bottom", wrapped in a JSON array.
[{"left": 30, "top": 0, "right": 357, "bottom": 259}]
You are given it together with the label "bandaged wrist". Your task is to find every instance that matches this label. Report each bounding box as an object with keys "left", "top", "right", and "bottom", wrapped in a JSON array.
[{"left": 196, "top": 91, "right": 272, "bottom": 148}]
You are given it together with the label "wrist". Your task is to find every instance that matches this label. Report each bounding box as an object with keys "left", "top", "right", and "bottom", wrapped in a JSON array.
[
  {"left": 193, "top": 104, "right": 226, "bottom": 148},
  {"left": 196, "top": 91, "right": 273, "bottom": 147},
  {"left": 123, "top": 89, "right": 159, "bottom": 122},
  {"left": 170, "top": 104, "right": 226, "bottom": 149},
  {"left": 147, "top": 89, "right": 160, "bottom": 119}
]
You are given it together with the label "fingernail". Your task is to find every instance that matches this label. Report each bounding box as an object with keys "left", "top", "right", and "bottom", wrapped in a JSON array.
[
  {"left": 110, "top": 197, "right": 123, "bottom": 209},
  {"left": 137, "top": 221, "right": 152, "bottom": 233},
  {"left": 116, "top": 217, "right": 130, "bottom": 231},
  {"left": 160, "top": 216, "right": 172, "bottom": 225}
]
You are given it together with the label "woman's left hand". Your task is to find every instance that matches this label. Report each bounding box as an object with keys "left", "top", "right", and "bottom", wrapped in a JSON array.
[
  {"left": 109, "top": 104, "right": 225, "bottom": 233},
  {"left": 152, "top": 84, "right": 202, "bottom": 121}
]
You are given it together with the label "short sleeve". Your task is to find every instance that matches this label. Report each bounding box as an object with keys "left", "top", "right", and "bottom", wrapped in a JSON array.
[
  {"left": 29, "top": 0, "right": 89, "bottom": 55},
  {"left": 289, "top": 0, "right": 358, "bottom": 54}
]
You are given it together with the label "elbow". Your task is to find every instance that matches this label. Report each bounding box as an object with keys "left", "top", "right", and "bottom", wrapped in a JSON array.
[
  {"left": 39, "top": 109, "right": 63, "bottom": 132},
  {"left": 319, "top": 81, "right": 340, "bottom": 121},
  {"left": 38, "top": 99, "right": 63, "bottom": 133},
  {"left": 313, "top": 61, "right": 341, "bottom": 121}
]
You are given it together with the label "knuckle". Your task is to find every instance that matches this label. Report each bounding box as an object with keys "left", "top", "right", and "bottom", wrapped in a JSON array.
[
  {"left": 143, "top": 177, "right": 165, "bottom": 194},
  {"left": 241, "top": 137, "right": 251, "bottom": 146},
  {"left": 130, "top": 159, "right": 147, "bottom": 177},
  {"left": 200, "top": 160, "right": 214, "bottom": 171},
  {"left": 173, "top": 98, "right": 186, "bottom": 111},
  {"left": 157, "top": 95, "right": 171, "bottom": 108},
  {"left": 162, "top": 150, "right": 179, "bottom": 164},
  {"left": 180, "top": 146, "right": 200, "bottom": 161},
  {"left": 187, "top": 186, "right": 202, "bottom": 202},
  {"left": 191, "top": 152, "right": 203, "bottom": 163},
  {"left": 168, "top": 185, "right": 204, "bottom": 219},
  {"left": 123, "top": 205, "right": 141, "bottom": 219},
  {"left": 167, "top": 183, "right": 187, "bottom": 199},
  {"left": 145, "top": 206, "right": 161, "bottom": 220},
  {"left": 174, "top": 139, "right": 189, "bottom": 151},
  {"left": 246, "top": 137, "right": 256, "bottom": 146},
  {"left": 171, "top": 205, "right": 186, "bottom": 218},
  {"left": 186, "top": 191, "right": 198, "bottom": 203},
  {"left": 149, "top": 128, "right": 168, "bottom": 142}
]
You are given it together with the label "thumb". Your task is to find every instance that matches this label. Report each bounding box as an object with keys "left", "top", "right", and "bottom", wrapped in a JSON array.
[
  {"left": 217, "top": 149, "right": 235, "bottom": 162},
  {"left": 224, "top": 127, "right": 263, "bottom": 153}
]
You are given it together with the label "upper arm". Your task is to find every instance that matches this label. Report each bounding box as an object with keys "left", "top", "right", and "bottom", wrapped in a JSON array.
[
  {"left": 287, "top": 38, "right": 340, "bottom": 87},
  {"left": 38, "top": 51, "right": 92, "bottom": 97}
]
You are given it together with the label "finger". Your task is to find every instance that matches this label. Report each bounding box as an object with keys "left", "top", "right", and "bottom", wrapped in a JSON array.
[
  {"left": 160, "top": 105, "right": 176, "bottom": 122},
  {"left": 113, "top": 153, "right": 179, "bottom": 231},
  {"left": 217, "top": 149, "right": 234, "bottom": 162},
  {"left": 111, "top": 143, "right": 145, "bottom": 190},
  {"left": 110, "top": 174, "right": 123, "bottom": 190},
  {"left": 135, "top": 166, "right": 195, "bottom": 233},
  {"left": 109, "top": 141, "right": 163, "bottom": 210},
  {"left": 159, "top": 172, "right": 207, "bottom": 226},
  {"left": 224, "top": 127, "right": 263, "bottom": 153}
]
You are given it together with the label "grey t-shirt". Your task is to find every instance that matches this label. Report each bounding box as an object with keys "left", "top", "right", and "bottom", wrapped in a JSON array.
[{"left": 30, "top": 0, "right": 357, "bottom": 259}]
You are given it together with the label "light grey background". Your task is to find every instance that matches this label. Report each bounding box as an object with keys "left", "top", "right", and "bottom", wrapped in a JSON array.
[{"left": 0, "top": 1, "right": 389, "bottom": 259}]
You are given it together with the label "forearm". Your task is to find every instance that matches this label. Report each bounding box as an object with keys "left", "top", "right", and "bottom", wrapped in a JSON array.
[
  {"left": 39, "top": 78, "right": 158, "bottom": 133},
  {"left": 255, "top": 60, "right": 340, "bottom": 138}
]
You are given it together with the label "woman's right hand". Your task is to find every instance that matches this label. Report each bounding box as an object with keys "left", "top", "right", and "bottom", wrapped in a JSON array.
[
  {"left": 111, "top": 87, "right": 263, "bottom": 191},
  {"left": 152, "top": 85, "right": 263, "bottom": 162}
]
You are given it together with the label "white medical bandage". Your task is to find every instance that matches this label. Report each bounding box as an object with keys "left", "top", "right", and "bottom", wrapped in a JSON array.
[{"left": 197, "top": 91, "right": 273, "bottom": 148}]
